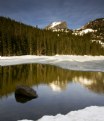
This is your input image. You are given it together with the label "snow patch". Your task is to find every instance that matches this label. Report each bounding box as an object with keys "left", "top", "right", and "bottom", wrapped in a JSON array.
[
  {"left": 18, "top": 106, "right": 104, "bottom": 121},
  {"left": 80, "top": 29, "right": 96, "bottom": 34},
  {"left": 0, "top": 55, "right": 104, "bottom": 72},
  {"left": 73, "top": 28, "right": 97, "bottom": 36},
  {"left": 50, "top": 22, "right": 62, "bottom": 28},
  {"left": 92, "top": 40, "right": 104, "bottom": 47}
]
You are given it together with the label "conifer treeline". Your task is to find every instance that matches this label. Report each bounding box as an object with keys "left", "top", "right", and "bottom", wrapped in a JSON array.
[{"left": 0, "top": 16, "right": 104, "bottom": 56}]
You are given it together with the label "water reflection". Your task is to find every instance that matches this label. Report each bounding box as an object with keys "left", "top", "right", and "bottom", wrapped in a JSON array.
[
  {"left": 0, "top": 64, "right": 104, "bottom": 98},
  {"left": 73, "top": 72, "right": 104, "bottom": 93},
  {"left": 15, "top": 94, "right": 37, "bottom": 103},
  {"left": 49, "top": 76, "right": 68, "bottom": 92}
]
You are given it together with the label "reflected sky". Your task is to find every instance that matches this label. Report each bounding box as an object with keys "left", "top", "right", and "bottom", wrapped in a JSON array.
[
  {"left": 0, "top": 83, "right": 104, "bottom": 121},
  {"left": 0, "top": 64, "right": 104, "bottom": 121}
]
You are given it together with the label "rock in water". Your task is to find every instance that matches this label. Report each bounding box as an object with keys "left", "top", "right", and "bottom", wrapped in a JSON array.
[{"left": 15, "top": 85, "right": 37, "bottom": 98}]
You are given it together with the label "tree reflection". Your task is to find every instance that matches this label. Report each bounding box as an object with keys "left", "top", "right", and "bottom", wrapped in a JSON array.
[{"left": 0, "top": 64, "right": 104, "bottom": 97}]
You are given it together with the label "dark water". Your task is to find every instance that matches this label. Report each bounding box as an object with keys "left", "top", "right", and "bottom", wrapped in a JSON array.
[{"left": 0, "top": 64, "right": 104, "bottom": 121}]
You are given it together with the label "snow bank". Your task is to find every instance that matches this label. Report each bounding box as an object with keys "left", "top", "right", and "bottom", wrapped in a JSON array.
[
  {"left": 1, "top": 55, "right": 104, "bottom": 72},
  {"left": 18, "top": 106, "right": 104, "bottom": 121}
]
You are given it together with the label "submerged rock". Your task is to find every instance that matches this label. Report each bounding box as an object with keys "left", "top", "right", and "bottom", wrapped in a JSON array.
[{"left": 15, "top": 85, "right": 37, "bottom": 98}]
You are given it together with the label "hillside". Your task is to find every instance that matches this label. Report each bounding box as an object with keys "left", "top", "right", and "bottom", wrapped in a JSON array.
[
  {"left": 73, "top": 18, "right": 104, "bottom": 48},
  {"left": 82, "top": 18, "right": 104, "bottom": 30},
  {"left": 0, "top": 16, "right": 104, "bottom": 56}
]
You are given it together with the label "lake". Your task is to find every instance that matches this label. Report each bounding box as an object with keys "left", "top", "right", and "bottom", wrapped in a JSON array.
[{"left": 0, "top": 63, "right": 104, "bottom": 121}]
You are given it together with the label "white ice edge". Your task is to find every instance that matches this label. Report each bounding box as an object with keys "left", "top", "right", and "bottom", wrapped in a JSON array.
[
  {"left": 18, "top": 106, "right": 104, "bottom": 121},
  {"left": 0, "top": 55, "right": 104, "bottom": 72}
]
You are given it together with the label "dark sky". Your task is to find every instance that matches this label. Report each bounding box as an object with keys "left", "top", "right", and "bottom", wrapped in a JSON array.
[{"left": 0, "top": 0, "right": 104, "bottom": 29}]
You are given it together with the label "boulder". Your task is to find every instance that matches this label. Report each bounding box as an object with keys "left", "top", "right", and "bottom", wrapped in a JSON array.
[{"left": 15, "top": 85, "right": 37, "bottom": 98}]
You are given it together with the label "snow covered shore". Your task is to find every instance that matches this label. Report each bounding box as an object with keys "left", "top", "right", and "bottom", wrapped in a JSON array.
[
  {"left": 1, "top": 55, "right": 104, "bottom": 72},
  {"left": 18, "top": 106, "right": 104, "bottom": 121}
]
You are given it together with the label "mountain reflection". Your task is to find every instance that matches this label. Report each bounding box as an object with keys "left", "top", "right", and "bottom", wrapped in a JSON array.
[
  {"left": 0, "top": 64, "right": 104, "bottom": 97},
  {"left": 73, "top": 72, "right": 104, "bottom": 93},
  {"left": 49, "top": 76, "right": 67, "bottom": 92}
]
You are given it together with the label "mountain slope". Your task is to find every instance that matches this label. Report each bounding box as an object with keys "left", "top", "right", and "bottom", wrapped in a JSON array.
[
  {"left": 83, "top": 18, "right": 104, "bottom": 44},
  {"left": 45, "top": 21, "right": 69, "bottom": 32},
  {"left": 82, "top": 18, "right": 104, "bottom": 30},
  {"left": 73, "top": 18, "right": 104, "bottom": 47}
]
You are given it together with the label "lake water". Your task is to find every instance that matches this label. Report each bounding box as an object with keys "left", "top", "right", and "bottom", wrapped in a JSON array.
[{"left": 0, "top": 64, "right": 104, "bottom": 121}]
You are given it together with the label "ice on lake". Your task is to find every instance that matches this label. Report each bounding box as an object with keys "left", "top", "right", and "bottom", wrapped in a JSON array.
[{"left": 1, "top": 55, "right": 104, "bottom": 72}]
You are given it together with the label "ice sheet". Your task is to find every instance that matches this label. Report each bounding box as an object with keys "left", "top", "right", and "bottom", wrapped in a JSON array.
[{"left": 1, "top": 55, "right": 104, "bottom": 72}]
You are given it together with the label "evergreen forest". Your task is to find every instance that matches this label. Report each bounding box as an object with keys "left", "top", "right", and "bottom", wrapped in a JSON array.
[{"left": 0, "top": 16, "right": 104, "bottom": 56}]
